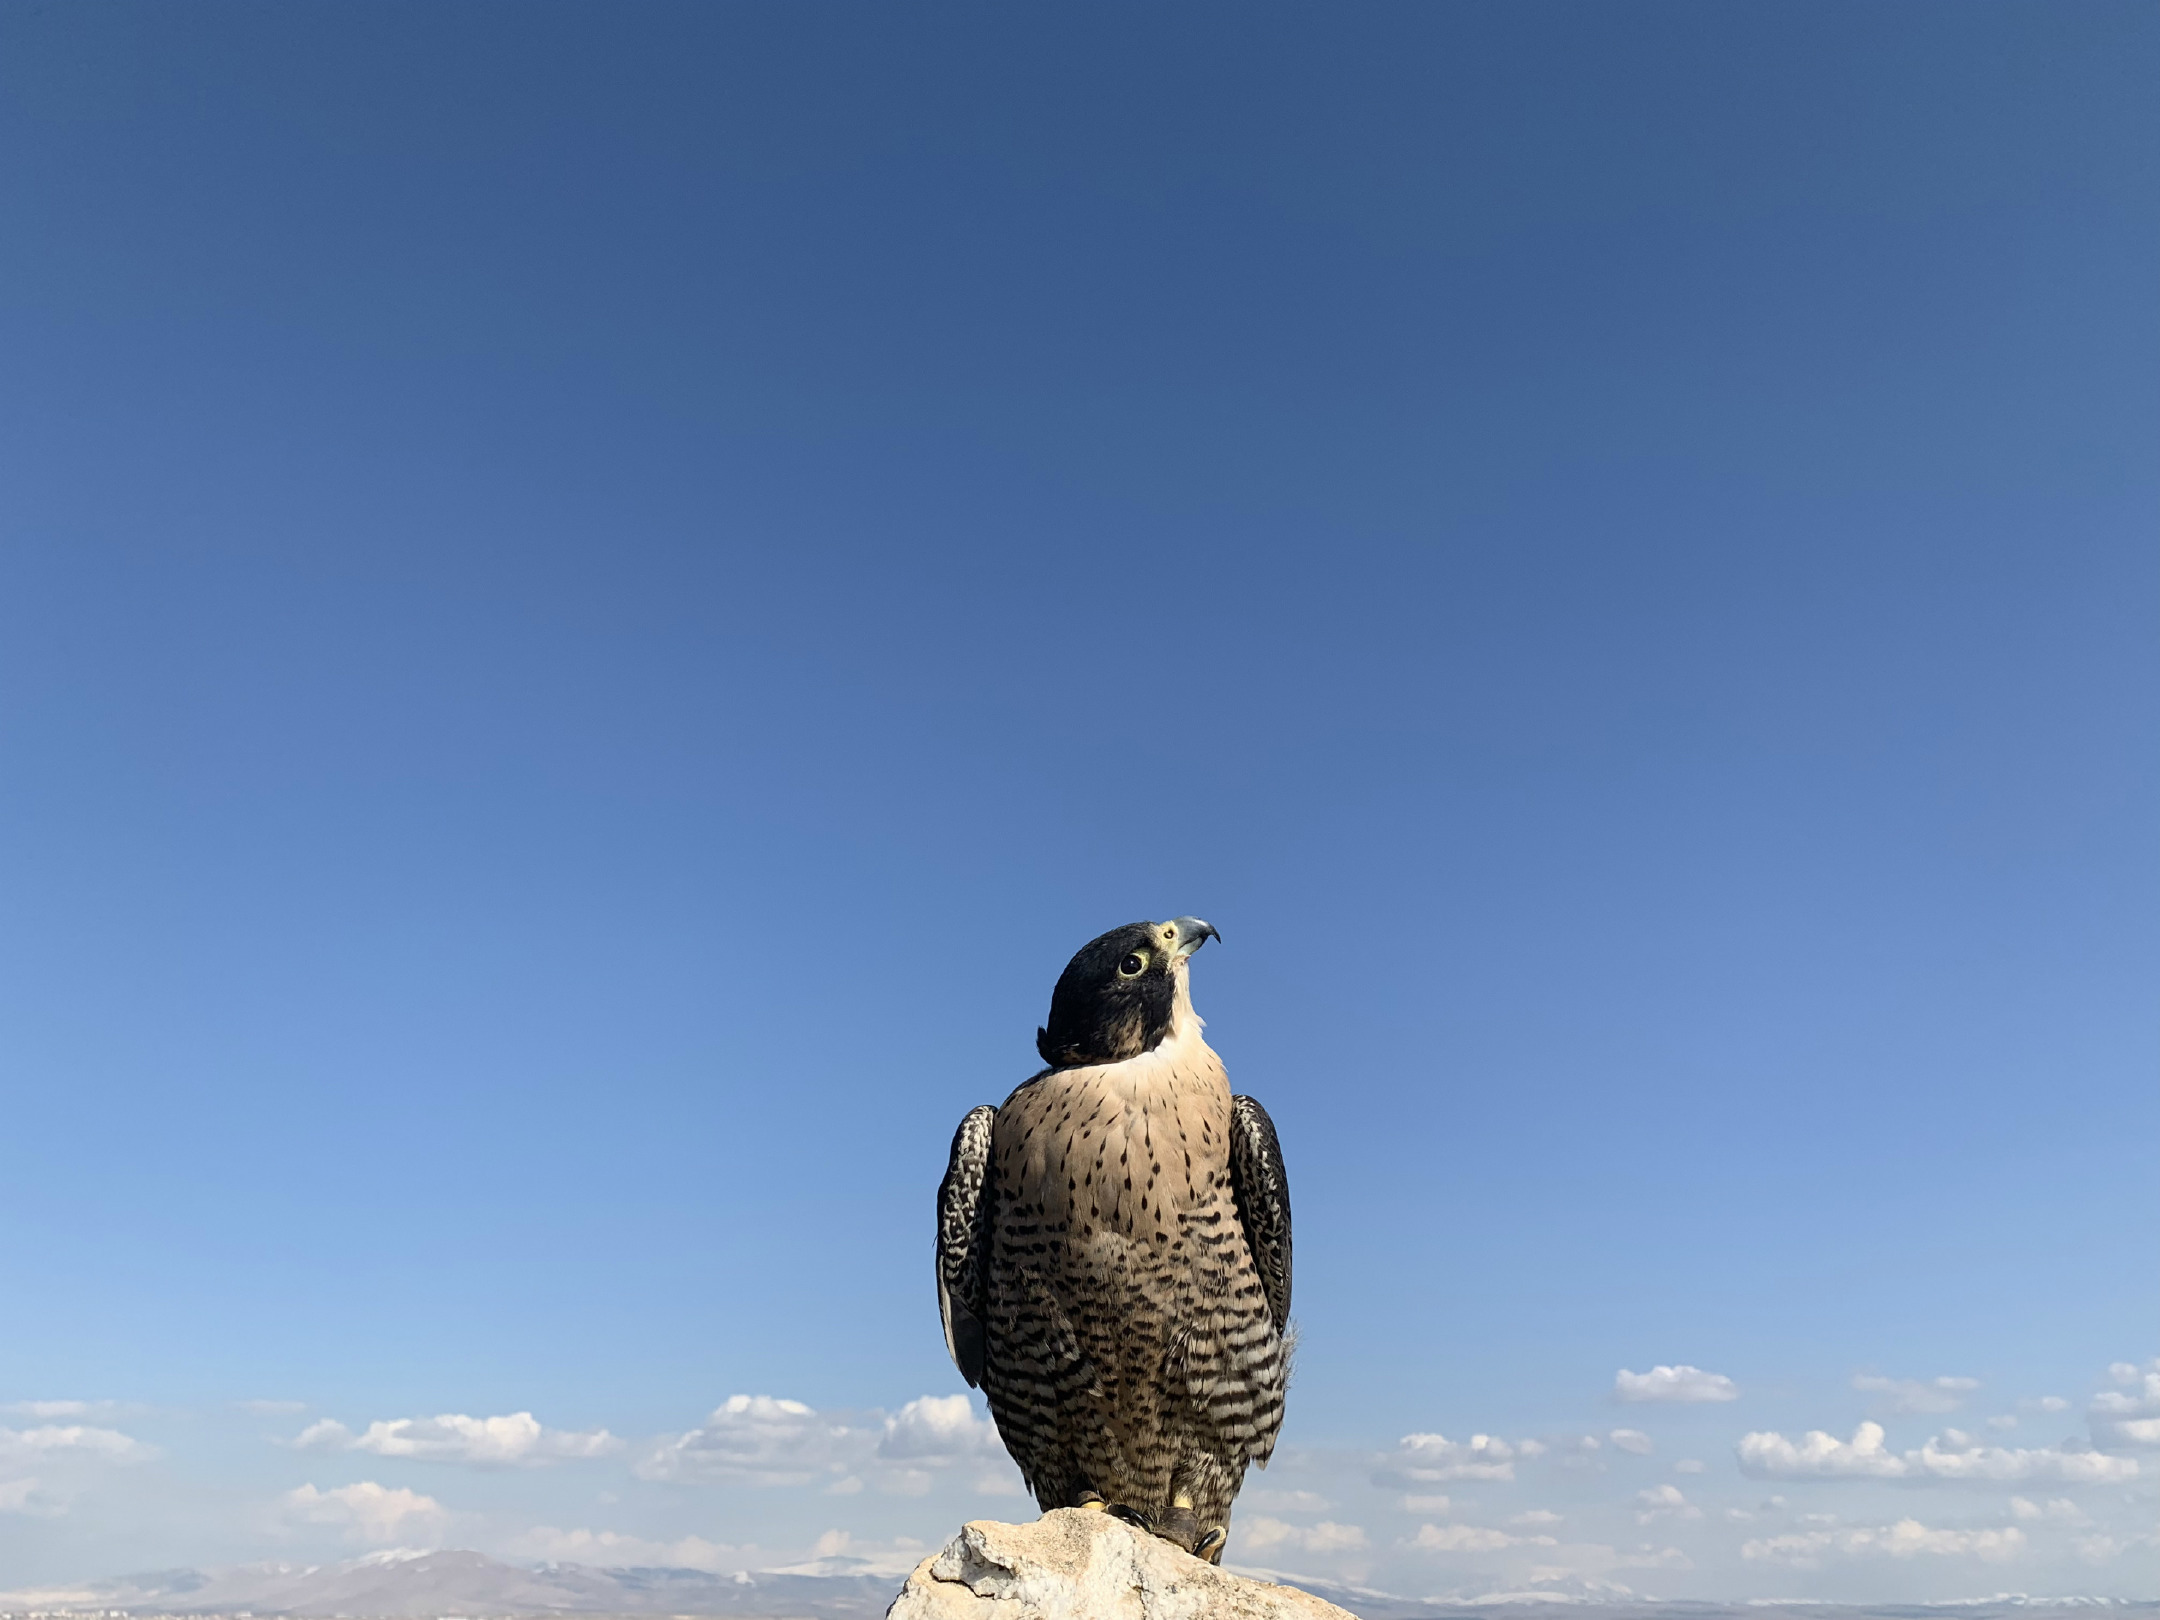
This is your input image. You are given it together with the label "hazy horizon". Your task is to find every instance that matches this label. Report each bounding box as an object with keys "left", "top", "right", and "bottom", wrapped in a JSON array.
[{"left": 14, "top": 1542, "right": 2160, "bottom": 1620}]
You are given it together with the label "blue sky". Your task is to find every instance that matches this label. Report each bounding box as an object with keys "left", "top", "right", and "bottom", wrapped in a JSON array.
[{"left": 1, "top": 1, "right": 2155, "bottom": 1601}]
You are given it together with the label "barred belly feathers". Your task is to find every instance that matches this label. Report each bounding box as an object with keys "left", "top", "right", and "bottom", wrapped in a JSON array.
[{"left": 935, "top": 917, "right": 1294, "bottom": 1564}]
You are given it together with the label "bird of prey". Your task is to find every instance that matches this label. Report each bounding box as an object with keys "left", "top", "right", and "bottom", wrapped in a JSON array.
[{"left": 935, "top": 917, "right": 1293, "bottom": 1564}]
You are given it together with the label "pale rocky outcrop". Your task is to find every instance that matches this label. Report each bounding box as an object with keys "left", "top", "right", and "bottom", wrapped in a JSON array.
[{"left": 886, "top": 1508, "right": 1358, "bottom": 1619}]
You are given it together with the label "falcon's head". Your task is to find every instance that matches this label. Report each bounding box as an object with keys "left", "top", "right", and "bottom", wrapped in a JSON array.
[{"left": 1035, "top": 917, "right": 1220, "bottom": 1069}]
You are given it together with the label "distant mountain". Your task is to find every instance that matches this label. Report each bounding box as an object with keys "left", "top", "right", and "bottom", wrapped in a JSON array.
[
  {"left": 7, "top": 1549, "right": 2158, "bottom": 1620},
  {"left": 1230, "top": 1567, "right": 1650, "bottom": 1618},
  {"left": 0, "top": 1549, "right": 897, "bottom": 1620}
]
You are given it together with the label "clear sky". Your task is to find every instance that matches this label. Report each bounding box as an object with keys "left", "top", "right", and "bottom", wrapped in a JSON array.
[{"left": 1, "top": 1, "right": 2155, "bottom": 1603}]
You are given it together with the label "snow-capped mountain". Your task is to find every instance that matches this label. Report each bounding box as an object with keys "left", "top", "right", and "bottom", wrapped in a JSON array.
[{"left": 0, "top": 1548, "right": 896, "bottom": 1620}]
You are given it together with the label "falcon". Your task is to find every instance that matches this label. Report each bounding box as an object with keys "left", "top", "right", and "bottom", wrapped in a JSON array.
[{"left": 934, "top": 917, "right": 1293, "bottom": 1564}]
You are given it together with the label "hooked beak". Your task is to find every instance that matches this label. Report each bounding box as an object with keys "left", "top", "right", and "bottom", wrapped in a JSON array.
[{"left": 1168, "top": 917, "right": 1221, "bottom": 960}]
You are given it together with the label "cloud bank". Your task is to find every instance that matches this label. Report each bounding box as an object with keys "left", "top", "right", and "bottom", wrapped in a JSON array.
[
  {"left": 1243, "top": 1516, "right": 1371, "bottom": 1553},
  {"left": 296, "top": 1412, "right": 620, "bottom": 1467},
  {"left": 1737, "top": 1421, "right": 2138, "bottom": 1484},
  {"left": 2090, "top": 1359, "right": 2160, "bottom": 1451},
  {"left": 637, "top": 1393, "right": 1014, "bottom": 1497},
  {"left": 1386, "top": 1432, "right": 1541, "bottom": 1483},
  {"left": 281, "top": 1482, "right": 446, "bottom": 1545},
  {"left": 1615, "top": 1366, "right": 1739, "bottom": 1403},
  {"left": 1743, "top": 1519, "right": 2028, "bottom": 1566},
  {"left": 1851, "top": 1374, "right": 1981, "bottom": 1415},
  {"left": 0, "top": 1425, "right": 155, "bottom": 1465}
]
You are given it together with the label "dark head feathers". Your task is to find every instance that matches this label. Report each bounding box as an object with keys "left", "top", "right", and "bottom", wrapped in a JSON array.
[{"left": 1035, "top": 917, "right": 1217, "bottom": 1068}]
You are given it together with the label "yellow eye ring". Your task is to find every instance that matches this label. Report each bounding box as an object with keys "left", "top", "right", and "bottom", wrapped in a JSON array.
[{"left": 1118, "top": 951, "right": 1149, "bottom": 978}]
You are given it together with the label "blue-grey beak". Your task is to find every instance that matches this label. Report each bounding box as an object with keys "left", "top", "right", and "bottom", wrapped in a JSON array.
[{"left": 1168, "top": 917, "right": 1221, "bottom": 959}]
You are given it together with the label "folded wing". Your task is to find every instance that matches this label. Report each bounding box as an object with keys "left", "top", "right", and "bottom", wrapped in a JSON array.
[
  {"left": 936, "top": 1104, "right": 998, "bottom": 1387},
  {"left": 1228, "top": 1094, "right": 1292, "bottom": 1332}
]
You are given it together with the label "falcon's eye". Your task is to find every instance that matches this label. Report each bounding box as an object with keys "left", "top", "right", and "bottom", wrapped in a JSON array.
[{"left": 1118, "top": 951, "right": 1149, "bottom": 978}]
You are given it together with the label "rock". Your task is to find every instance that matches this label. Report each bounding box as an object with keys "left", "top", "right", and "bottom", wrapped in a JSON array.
[{"left": 886, "top": 1508, "right": 1359, "bottom": 1619}]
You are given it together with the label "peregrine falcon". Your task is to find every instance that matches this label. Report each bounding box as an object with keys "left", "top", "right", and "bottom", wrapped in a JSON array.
[{"left": 935, "top": 917, "right": 1293, "bottom": 1564}]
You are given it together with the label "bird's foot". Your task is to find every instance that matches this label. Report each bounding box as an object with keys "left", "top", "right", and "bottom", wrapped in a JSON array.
[
  {"left": 1075, "top": 1490, "right": 1154, "bottom": 1531},
  {"left": 1078, "top": 1492, "right": 1205, "bottom": 1550},
  {"left": 1160, "top": 1497, "right": 1225, "bottom": 1561}
]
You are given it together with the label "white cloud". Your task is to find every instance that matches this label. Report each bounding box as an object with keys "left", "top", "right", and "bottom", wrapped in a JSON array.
[
  {"left": 640, "top": 1397, "right": 856, "bottom": 1486},
  {"left": 505, "top": 1525, "right": 746, "bottom": 1570},
  {"left": 2031, "top": 1395, "right": 2071, "bottom": 1413},
  {"left": 0, "top": 1477, "right": 60, "bottom": 1517},
  {"left": 1614, "top": 1366, "right": 1738, "bottom": 1404},
  {"left": 1634, "top": 1484, "right": 1702, "bottom": 1523},
  {"left": 969, "top": 1465, "right": 1028, "bottom": 1497},
  {"left": 0, "top": 1425, "right": 148, "bottom": 1522},
  {"left": 2009, "top": 1496, "right": 2086, "bottom": 1523},
  {"left": 2090, "top": 1358, "right": 2160, "bottom": 1451},
  {"left": 1608, "top": 1429, "right": 1654, "bottom": 1456},
  {"left": 1510, "top": 1509, "right": 1564, "bottom": 1527},
  {"left": 1410, "top": 1522, "right": 1556, "bottom": 1552},
  {"left": 282, "top": 1482, "right": 446, "bottom": 1546},
  {"left": 878, "top": 1395, "right": 999, "bottom": 1462},
  {"left": 1736, "top": 1421, "right": 2138, "bottom": 1484},
  {"left": 1241, "top": 1517, "right": 1369, "bottom": 1553},
  {"left": 1852, "top": 1374, "right": 1981, "bottom": 1415},
  {"left": 3, "top": 1401, "right": 131, "bottom": 1421},
  {"left": 759, "top": 1529, "right": 933, "bottom": 1580},
  {"left": 1673, "top": 1459, "right": 1706, "bottom": 1474},
  {"left": 1743, "top": 1519, "right": 2027, "bottom": 1566},
  {"left": 1301, "top": 1522, "right": 1370, "bottom": 1554},
  {"left": 1622, "top": 1544, "right": 1694, "bottom": 1571},
  {"left": 296, "top": 1411, "right": 619, "bottom": 1467},
  {"left": 635, "top": 1393, "right": 1010, "bottom": 1494},
  {"left": 0, "top": 1425, "right": 155, "bottom": 1465},
  {"left": 2094, "top": 1417, "right": 2160, "bottom": 1450},
  {"left": 1390, "top": 1433, "right": 1532, "bottom": 1483},
  {"left": 2075, "top": 1533, "right": 2133, "bottom": 1562}
]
